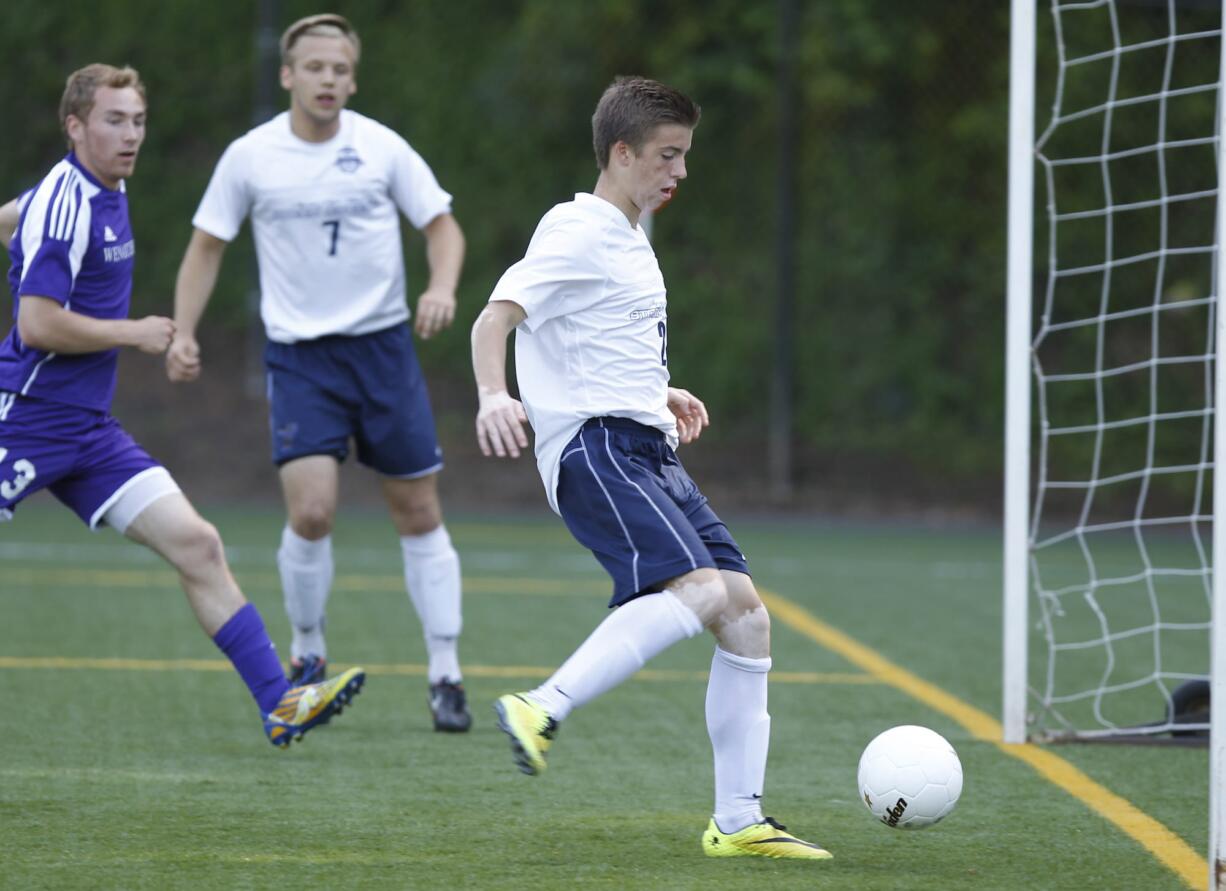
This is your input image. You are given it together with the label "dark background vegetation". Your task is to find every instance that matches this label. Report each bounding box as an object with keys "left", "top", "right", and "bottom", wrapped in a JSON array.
[{"left": 1, "top": 1, "right": 1215, "bottom": 518}]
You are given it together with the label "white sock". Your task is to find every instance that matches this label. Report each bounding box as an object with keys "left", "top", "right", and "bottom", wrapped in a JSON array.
[
  {"left": 401, "top": 525, "right": 463, "bottom": 684},
  {"left": 277, "top": 526, "right": 333, "bottom": 660},
  {"left": 528, "top": 590, "right": 703, "bottom": 722},
  {"left": 707, "top": 647, "right": 771, "bottom": 834}
]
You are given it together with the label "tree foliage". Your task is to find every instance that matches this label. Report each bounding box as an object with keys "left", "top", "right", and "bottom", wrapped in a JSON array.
[{"left": 5, "top": 1, "right": 1207, "bottom": 500}]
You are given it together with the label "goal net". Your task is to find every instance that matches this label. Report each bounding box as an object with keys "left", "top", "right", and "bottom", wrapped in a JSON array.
[{"left": 1025, "top": 0, "right": 1221, "bottom": 741}]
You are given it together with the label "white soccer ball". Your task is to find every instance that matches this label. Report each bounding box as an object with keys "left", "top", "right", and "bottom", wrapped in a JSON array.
[{"left": 857, "top": 724, "right": 963, "bottom": 830}]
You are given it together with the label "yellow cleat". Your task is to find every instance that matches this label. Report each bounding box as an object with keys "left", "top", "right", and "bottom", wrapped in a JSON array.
[
  {"left": 702, "top": 816, "right": 833, "bottom": 860},
  {"left": 493, "top": 693, "right": 558, "bottom": 775},
  {"left": 263, "top": 666, "right": 366, "bottom": 748}
]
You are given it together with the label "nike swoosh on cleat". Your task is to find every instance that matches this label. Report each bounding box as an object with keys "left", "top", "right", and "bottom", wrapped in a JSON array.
[{"left": 749, "top": 837, "right": 827, "bottom": 850}]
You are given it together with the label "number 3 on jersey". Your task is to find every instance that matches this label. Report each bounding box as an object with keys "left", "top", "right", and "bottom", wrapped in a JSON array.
[
  {"left": 323, "top": 219, "right": 340, "bottom": 256},
  {"left": 657, "top": 320, "right": 668, "bottom": 366},
  {"left": 0, "top": 447, "right": 36, "bottom": 500}
]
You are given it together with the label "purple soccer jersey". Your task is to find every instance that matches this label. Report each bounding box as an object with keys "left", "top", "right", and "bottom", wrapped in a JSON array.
[
  {"left": 0, "top": 152, "right": 161, "bottom": 527},
  {"left": 0, "top": 152, "right": 136, "bottom": 412}
]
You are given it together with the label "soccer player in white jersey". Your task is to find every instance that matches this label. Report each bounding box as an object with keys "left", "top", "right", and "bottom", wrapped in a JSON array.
[
  {"left": 167, "top": 14, "right": 471, "bottom": 732},
  {"left": 0, "top": 64, "right": 364, "bottom": 749},
  {"left": 471, "top": 77, "right": 833, "bottom": 861}
]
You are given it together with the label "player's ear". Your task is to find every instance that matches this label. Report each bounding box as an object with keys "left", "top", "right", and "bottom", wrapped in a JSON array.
[
  {"left": 65, "top": 114, "right": 85, "bottom": 146},
  {"left": 613, "top": 140, "right": 633, "bottom": 168},
  {"left": 279, "top": 64, "right": 294, "bottom": 92}
]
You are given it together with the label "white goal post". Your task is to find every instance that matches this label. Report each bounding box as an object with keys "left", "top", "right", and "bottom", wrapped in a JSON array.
[{"left": 1004, "top": 0, "right": 1225, "bottom": 884}]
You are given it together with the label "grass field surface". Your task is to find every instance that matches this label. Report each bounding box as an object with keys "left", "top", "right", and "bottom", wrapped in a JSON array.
[{"left": 0, "top": 502, "right": 1209, "bottom": 889}]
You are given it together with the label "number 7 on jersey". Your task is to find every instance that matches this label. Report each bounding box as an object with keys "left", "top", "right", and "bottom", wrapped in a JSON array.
[{"left": 323, "top": 219, "right": 340, "bottom": 256}]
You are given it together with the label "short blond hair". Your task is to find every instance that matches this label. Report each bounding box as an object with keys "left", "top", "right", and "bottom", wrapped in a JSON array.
[
  {"left": 59, "top": 63, "right": 146, "bottom": 147},
  {"left": 280, "top": 13, "right": 361, "bottom": 66}
]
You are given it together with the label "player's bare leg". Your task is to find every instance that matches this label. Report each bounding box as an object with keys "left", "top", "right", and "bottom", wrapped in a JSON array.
[
  {"left": 122, "top": 490, "right": 365, "bottom": 746},
  {"left": 277, "top": 455, "right": 339, "bottom": 684},
  {"left": 701, "top": 570, "right": 831, "bottom": 860},
  {"left": 383, "top": 472, "right": 470, "bottom": 731},
  {"left": 123, "top": 491, "right": 245, "bottom": 634}
]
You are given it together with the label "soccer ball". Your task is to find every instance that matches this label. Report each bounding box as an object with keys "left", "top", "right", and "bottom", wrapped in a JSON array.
[{"left": 857, "top": 725, "right": 963, "bottom": 830}]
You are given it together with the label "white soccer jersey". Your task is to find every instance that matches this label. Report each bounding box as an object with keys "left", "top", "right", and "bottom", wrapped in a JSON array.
[
  {"left": 488, "top": 192, "right": 677, "bottom": 512},
  {"left": 193, "top": 110, "right": 452, "bottom": 343}
]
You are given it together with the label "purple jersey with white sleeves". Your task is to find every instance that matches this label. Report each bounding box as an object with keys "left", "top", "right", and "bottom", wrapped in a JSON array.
[{"left": 0, "top": 153, "right": 135, "bottom": 412}]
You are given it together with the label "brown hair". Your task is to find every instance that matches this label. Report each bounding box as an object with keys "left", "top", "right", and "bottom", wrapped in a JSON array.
[
  {"left": 280, "top": 13, "right": 361, "bottom": 66},
  {"left": 59, "top": 63, "right": 146, "bottom": 147},
  {"left": 591, "top": 76, "right": 700, "bottom": 170}
]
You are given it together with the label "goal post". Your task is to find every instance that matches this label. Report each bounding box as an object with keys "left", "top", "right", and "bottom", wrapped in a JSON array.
[
  {"left": 1004, "top": 0, "right": 1037, "bottom": 748},
  {"left": 1212, "top": 1, "right": 1226, "bottom": 878},
  {"left": 1004, "top": 1, "right": 1225, "bottom": 883}
]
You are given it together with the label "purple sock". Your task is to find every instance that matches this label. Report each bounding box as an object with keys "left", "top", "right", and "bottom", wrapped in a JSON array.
[{"left": 212, "top": 603, "right": 290, "bottom": 714}]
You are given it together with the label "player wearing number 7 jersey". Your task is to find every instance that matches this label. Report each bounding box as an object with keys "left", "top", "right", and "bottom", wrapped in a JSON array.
[
  {"left": 168, "top": 14, "right": 472, "bottom": 732},
  {"left": 0, "top": 63, "right": 365, "bottom": 748},
  {"left": 472, "top": 76, "right": 831, "bottom": 860}
]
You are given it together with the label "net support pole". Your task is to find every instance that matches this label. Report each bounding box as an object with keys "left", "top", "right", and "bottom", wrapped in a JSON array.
[
  {"left": 1003, "top": 0, "right": 1036, "bottom": 746},
  {"left": 1210, "top": 4, "right": 1226, "bottom": 884}
]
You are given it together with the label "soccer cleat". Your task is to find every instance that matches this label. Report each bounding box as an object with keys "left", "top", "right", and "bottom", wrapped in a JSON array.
[
  {"left": 493, "top": 693, "right": 558, "bottom": 775},
  {"left": 287, "top": 653, "right": 327, "bottom": 686},
  {"left": 263, "top": 666, "right": 366, "bottom": 748},
  {"left": 702, "top": 816, "right": 833, "bottom": 860},
  {"left": 429, "top": 680, "right": 472, "bottom": 733}
]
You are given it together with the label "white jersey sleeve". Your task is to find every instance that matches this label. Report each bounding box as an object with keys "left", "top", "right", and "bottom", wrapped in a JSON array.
[
  {"left": 490, "top": 216, "right": 609, "bottom": 332},
  {"left": 388, "top": 136, "right": 453, "bottom": 230},
  {"left": 192, "top": 141, "right": 254, "bottom": 242}
]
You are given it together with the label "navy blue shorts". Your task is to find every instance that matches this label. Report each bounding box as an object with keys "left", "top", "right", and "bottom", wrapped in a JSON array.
[
  {"left": 0, "top": 393, "right": 160, "bottom": 527},
  {"left": 556, "top": 416, "right": 749, "bottom": 607},
  {"left": 264, "top": 324, "right": 443, "bottom": 476}
]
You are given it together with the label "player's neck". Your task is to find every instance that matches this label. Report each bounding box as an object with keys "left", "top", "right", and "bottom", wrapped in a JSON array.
[
  {"left": 288, "top": 106, "right": 342, "bottom": 144},
  {"left": 593, "top": 176, "right": 641, "bottom": 228},
  {"left": 69, "top": 149, "right": 120, "bottom": 190}
]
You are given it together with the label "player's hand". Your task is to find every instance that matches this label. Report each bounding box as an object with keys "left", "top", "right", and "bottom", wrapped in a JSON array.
[
  {"left": 667, "top": 387, "right": 709, "bottom": 444},
  {"left": 414, "top": 286, "right": 457, "bottom": 340},
  {"left": 476, "top": 389, "right": 530, "bottom": 458},
  {"left": 130, "top": 315, "right": 176, "bottom": 356},
  {"left": 166, "top": 333, "right": 201, "bottom": 382}
]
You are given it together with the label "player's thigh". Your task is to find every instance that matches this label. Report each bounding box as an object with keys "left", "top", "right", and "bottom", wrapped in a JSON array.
[
  {"left": 352, "top": 326, "right": 443, "bottom": 477},
  {"left": 557, "top": 423, "right": 714, "bottom": 606},
  {"left": 265, "top": 342, "right": 355, "bottom": 466},
  {"left": 278, "top": 454, "right": 340, "bottom": 530},
  {"left": 121, "top": 490, "right": 214, "bottom": 559}
]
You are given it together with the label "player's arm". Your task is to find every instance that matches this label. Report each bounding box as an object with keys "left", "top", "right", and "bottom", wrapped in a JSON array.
[
  {"left": 667, "top": 387, "right": 710, "bottom": 444},
  {"left": 167, "top": 228, "right": 229, "bottom": 382},
  {"left": 0, "top": 198, "right": 18, "bottom": 250},
  {"left": 415, "top": 213, "right": 465, "bottom": 340},
  {"left": 17, "top": 295, "right": 174, "bottom": 355},
  {"left": 471, "top": 299, "right": 530, "bottom": 458}
]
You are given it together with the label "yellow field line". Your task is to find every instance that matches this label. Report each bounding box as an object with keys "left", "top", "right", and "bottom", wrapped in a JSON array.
[
  {"left": 759, "top": 588, "right": 1207, "bottom": 891},
  {"left": 0, "top": 656, "right": 873, "bottom": 686}
]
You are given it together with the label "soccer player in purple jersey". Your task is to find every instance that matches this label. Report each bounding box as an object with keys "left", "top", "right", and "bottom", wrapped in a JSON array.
[{"left": 0, "top": 63, "right": 365, "bottom": 748}]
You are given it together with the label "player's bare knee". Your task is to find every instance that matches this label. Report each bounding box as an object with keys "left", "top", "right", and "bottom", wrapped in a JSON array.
[
  {"left": 172, "top": 518, "right": 228, "bottom": 578},
  {"left": 713, "top": 574, "right": 771, "bottom": 656},
  {"left": 666, "top": 568, "right": 728, "bottom": 627},
  {"left": 289, "top": 506, "right": 333, "bottom": 540},
  {"left": 386, "top": 485, "right": 442, "bottom": 536}
]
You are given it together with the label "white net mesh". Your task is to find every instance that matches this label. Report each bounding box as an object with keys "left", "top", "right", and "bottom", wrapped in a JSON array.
[{"left": 1030, "top": 0, "right": 1221, "bottom": 739}]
